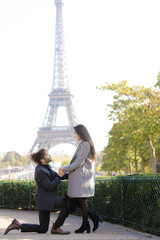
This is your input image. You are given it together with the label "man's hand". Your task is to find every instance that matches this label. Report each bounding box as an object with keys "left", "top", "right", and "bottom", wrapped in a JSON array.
[{"left": 58, "top": 167, "right": 65, "bottom": 177}]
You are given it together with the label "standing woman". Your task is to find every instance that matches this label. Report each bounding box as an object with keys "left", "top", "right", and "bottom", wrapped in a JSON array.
[
  {"left": 59, "top": 124, "right": 103, "bottom": 233},
  {"left": 4, "top": 149, "right": 70, "bottom": 235}
]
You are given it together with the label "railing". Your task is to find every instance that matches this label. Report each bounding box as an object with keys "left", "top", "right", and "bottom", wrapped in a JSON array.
[
  {"left": 0, "top": 175, "right": 160, "bottom": 236},
  {"left": 91, "top": 175, "right": 160, "bottom": 236}
]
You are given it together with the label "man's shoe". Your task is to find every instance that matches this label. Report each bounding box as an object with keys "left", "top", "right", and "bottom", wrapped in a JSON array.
[
  {"left": 4, "top": 219, "right": 21, "bottom": 235},
  {"left": 51, "top": 223, "right": 70, "bottom": 234}
]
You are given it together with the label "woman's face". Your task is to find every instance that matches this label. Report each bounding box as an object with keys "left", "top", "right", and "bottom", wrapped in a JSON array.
[{"left": 74, "top": 130, "right": 81, "bottom": 141}]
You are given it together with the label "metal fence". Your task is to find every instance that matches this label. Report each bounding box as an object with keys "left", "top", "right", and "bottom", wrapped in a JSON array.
[
  {"left": 91, "top": 175, "right": 160, "bottom": 236},
  {"left": 0, "top": 175, "right": 160, "bottom": 236}
]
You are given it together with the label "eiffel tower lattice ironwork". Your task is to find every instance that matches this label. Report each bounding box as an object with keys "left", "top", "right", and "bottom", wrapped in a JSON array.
[{"left": 30, "top": 0, "right": 78, "bottom": 152}]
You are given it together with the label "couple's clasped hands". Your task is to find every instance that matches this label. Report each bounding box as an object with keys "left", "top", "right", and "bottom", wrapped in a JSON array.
[{"left": 58, "top": 167, "right": 65, "bottom": 177}]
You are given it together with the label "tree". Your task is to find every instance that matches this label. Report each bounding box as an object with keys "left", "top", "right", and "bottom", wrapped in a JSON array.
[
  {"left": 100, "top": 80, "right": 160, "bottom": 173},
  {"left": 155, "top": 72, "right": 160, "bottom": 88},
  {"left": 61, "top": 159, "right": 70, "bottom": 167},
  {"left": 1, "top": 151, "right": 29, "bottom": 167}
]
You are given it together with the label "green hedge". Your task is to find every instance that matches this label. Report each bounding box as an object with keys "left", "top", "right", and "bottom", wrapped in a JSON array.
[
  {"left": 0, "top": 174, "right": 160, "bottom": 235},
  {"left": 0, "top": 180, "right": 36, "bottom": 210}
]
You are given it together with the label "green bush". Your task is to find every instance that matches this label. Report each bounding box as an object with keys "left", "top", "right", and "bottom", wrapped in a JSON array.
[{"left": 0, "top": 180, "right": 36, "bottom": 210}]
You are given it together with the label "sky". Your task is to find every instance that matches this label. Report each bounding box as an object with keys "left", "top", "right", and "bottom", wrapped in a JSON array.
[{"left": 0, "top": 0, "right": 160, "bottom": 156}]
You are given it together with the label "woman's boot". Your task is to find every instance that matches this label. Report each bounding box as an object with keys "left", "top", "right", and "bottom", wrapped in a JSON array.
[
  {"left": 88, "top": 210, "right": 103, "bottom": 232},
  {"left": 75, "top": 221, "right": 90, "bottom": 233}
]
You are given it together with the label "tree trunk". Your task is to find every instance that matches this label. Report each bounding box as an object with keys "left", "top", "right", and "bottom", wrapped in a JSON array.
[
  {"left": 129, "top": 159, "right": 132, "bottom": 174},
  {"left": 141, "top": 155, "right": 145, "bottom": 173},
  {"left": 134, "top": 147, "right": 138, "bottom": 172},
  {"left": 139, "top": 148, "right": 147, "bottom": 173},
  {"left": 147, "top": 137, "right": 157, "bottom": 173}
]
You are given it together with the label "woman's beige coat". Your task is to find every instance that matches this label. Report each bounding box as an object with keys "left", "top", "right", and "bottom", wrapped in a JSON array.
[{"left": 63, "top": 140, "right": 95, "bottom": 198}]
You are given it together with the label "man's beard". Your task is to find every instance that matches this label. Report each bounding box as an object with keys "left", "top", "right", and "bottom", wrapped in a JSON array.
[{"left": 45, "top": 158, "right": 52, "bottom": 164}]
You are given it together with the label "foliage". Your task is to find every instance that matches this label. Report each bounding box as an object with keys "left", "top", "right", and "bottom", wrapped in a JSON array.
[
  {"left": 61, "top": 159, "right": 71, "bottom": 167},
  {"left": 0, "top": 180, "right": 36, "bottom": 210},
  {"left": 155, "top": 72, "right": 160, "bottom": 88},
  {"left": 100, "top": 80, "right": 160, "bottom": 173},
  {"left": 0, "top": 151, "right": 29, "bottom": 167}
]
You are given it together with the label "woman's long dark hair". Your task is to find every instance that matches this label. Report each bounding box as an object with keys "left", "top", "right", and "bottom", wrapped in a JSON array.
[
  {"left": 30, "top": 148, "right": 46, "bottom": 164},
  {"left": 74, "top": 124, "right": 96, "bottom": 161}
]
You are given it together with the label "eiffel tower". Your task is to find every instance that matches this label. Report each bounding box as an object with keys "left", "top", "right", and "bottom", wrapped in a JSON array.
[{"left": 30, "top": 0, "right": 78, "bottom": 152}]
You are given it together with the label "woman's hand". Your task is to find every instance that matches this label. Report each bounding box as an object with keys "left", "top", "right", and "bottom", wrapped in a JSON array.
[{"left": 58, "top": 167, "right": 65, "bottom": 177}]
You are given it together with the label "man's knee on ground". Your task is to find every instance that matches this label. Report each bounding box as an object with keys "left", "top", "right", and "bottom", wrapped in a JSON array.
[{"left": 39, "top": 225, "right": 48, "bottom": 233}]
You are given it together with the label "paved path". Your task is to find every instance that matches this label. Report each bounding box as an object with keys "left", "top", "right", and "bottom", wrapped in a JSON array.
[{"left": 0, "top": 209, "right": 159, "bottom": 240}]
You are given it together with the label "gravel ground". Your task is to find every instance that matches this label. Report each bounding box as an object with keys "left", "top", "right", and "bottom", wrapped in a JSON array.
[{"left": 0, "top": 209, "right": 159, "bottom": 240}]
